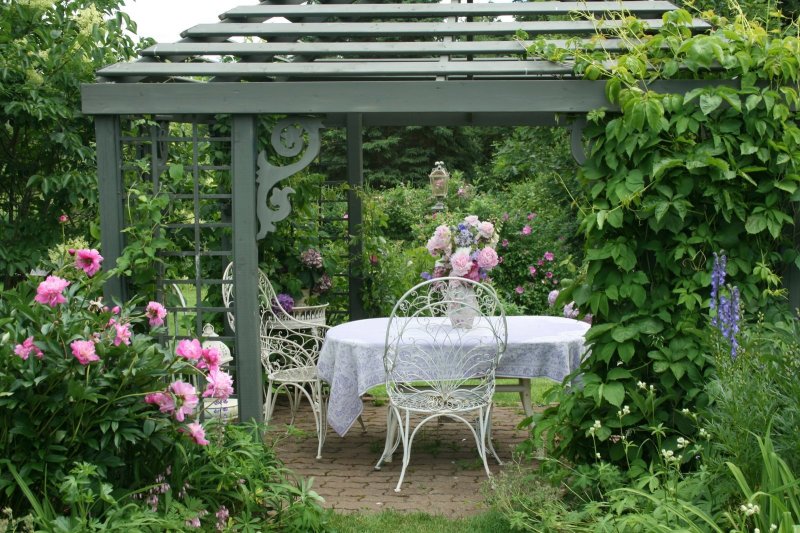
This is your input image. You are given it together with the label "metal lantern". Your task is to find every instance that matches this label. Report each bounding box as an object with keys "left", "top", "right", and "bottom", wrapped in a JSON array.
[{"left": 429, "top": 161, "right": 450, "bottom": 213}]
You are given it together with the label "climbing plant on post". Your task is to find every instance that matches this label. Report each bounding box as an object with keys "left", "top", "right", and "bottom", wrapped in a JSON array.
[{"left": 532, "top": 8, "right": 800, "bottom": 464}]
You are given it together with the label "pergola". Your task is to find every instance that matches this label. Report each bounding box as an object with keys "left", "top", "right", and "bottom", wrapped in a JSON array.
[{"left": 81, "top": 0, "right": 718, "bottom": 423}]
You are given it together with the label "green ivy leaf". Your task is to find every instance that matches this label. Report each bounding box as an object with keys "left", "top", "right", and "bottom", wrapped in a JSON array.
[
  {"left": 745, "top": 214, "right": 767, "bottom": 234},
  {"left": 699, "top": 94, "right": 723, "bottom": 115},
  {"left": 602, "top": 382, "right": 625, "bottom": 407}
]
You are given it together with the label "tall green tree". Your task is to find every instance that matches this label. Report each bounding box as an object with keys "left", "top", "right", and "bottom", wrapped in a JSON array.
[{"left": 0, "top": 0, "right": 140, "bottom": 287}]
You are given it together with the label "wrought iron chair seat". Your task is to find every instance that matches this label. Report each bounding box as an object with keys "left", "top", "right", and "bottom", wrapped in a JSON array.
[
  {"left": 390, "top": 387, "right": 488, "bottom": 413},
  {"left": 266, "top": 365, "right": 318, "bottom": 383},
  {"left": 374, "top": 276, "right": 508, "bottom": 492}
]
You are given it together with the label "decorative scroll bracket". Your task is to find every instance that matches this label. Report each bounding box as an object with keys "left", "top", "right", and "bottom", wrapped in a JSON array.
[{"left": 256, "top": 117, "right": 323, "bottom": 240}]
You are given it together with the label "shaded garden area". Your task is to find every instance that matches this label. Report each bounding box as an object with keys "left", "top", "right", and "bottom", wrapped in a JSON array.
[{"left": 2, "top": 0, "right": 800, "bottom": 531}]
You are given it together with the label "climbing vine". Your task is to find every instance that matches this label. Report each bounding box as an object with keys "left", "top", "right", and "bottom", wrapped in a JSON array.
[{"left": 530, "top": 8, "right": 800, "bottom": 463}]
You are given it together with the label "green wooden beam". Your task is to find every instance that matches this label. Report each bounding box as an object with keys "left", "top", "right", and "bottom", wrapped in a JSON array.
[
  {"left": 139, "top": 38, "right": 634, "bottom": 58},
  {"left": 346, "top": 113, "right": 364, "bottom": 321},
  {"left": 95, "top": 115, "right": 127, "bottom": 304},
  {"left": 222, "top": 1, "right": 679, "bottom": 19},
  {"left": 82, "top": 80, "right": 737, "bottom": 116},
  {"left": 182, "top": 19, "right": 708, "bottom": 39},
  {"left": 231, "top": 115, "right": 262, "bottom": 424}
]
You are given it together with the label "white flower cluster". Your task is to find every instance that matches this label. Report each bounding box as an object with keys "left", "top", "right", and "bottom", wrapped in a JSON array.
[
  {"left": 740, "top": 502, "right": 760, "bottom": 516},
  {"left": 661, "top": 448, "right": 682, "bottom": 463},
  {"left": 617, "top": 405, "right": 631, "bottom": 417},
  {"left": 588, "top": 420, "right": 602, "bottom": 436},
  {"left": 676, "top": 437, "right": 689, "bottom": 449}
]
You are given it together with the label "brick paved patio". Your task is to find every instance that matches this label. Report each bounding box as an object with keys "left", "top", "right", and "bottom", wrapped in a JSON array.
[{"left": 265, "top": 397, "right": 534, "bottom": 517}]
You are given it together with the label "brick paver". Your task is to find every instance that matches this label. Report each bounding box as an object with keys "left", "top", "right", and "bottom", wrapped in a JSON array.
[{"left": 266, "top": 397, "right": 534, "bottom": 517}]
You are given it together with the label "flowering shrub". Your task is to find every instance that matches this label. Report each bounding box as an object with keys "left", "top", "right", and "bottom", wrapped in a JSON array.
[
  {"left": 0, "top": 248, "right": 225, "bottom": 514},
  {"left": 422, "top": 214, "right": 499, "bottom": 281},
  {"left": 491, "top": 210, "right": 576, "bottom": 315}
]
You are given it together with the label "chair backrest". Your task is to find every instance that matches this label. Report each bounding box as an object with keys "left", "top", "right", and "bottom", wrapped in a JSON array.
[{"left": 384, "top": 276, "right": 507, "bottom": 404}]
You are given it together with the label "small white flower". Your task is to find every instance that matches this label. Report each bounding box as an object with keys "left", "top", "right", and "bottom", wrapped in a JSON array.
[
  {"left": 649, "top": 384, "right": 655, "bottom": 392},
  {"left": 593, "top": 420, "right": 602, "bottom": 429},
  {"left": 596, "top": 453, "right": 601, "bottom": 459},
  {"left": 699, "top": 428, "right": 710, "bottom": 440},
  {"left": 681, "top": 408, "right": 690, "bottom": 415},
  {"left": 755, "top": 528, "right": 761, "bottom": 533},
  {"left": 622, "top": 405, "right": 630, "bottom": 415},
  {"left": 770, "top": 524, "right": 778, "bottom": 532},
  {"left": 677, "top": 437, "right": 689, "bottom": 449},
  {"left": 637, "top": 381, "right": 647, "bottom": 390}
]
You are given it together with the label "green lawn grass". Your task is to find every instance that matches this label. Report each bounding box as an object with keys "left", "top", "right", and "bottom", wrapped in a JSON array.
[{"left": 327, "top": 509, "right": 511, "bottom": 533}]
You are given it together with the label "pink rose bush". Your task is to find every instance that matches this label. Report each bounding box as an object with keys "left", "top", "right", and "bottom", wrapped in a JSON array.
[{"left": 422, "top": 214, "right": 500, "bottom": 282}]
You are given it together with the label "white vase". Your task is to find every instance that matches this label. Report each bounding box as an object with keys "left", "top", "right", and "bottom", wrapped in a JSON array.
[{"left": 447, "top": 281, "right": 478, "bottom": 329}]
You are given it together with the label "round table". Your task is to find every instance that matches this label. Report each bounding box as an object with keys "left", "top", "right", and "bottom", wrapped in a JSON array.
[{"left": 317, "top": 315, "right": 589, "bottom": 436}]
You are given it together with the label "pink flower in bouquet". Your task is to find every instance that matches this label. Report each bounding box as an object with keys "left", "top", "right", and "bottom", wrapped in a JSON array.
[
  {"left": 71, "top": 339, "right": 100, "bottom": 365},
  {"left": 521, "top": 225, "right": 532, "bottom": 236},
  {"left": 176, "top": 339, "right": 203, "bottom": 360},
  {"left": 146, "top": 301, "right": 167, "bottom": 328},
  {"left": 564, "top": 301, "right": 579, "bottom": 319},
  {"left": 198, "top": 347, "right": 221, "bottom": 372},
  {"left": 34, "top": 275, "right": 70, "bottom": 307},
  {"left": 75, "top": 248, "right": 103, "bottom": 277},
  {"left": 478, "top": 221, "right": 495, "bottom": 239},
  {"left": 14, "top": 336, "right": 43, "bottom": 360},
  {"left": 170, "top": 380, "right": 199, "bottom": 422},
  {"left": 113, "top": 322, "right": 132, "bottom": 346},
  {"left": 182, "top": 422, "right": 209, "bottom": 446},
  {"left": 203, "top": 368, "right": 234, "bottom": 400},
  {"left": 463, "top": 215, "right": 480, "bottom": 227},
  {"left": 426, "top": 225, "right": 452, "bottom": 255},
  {"left": 476, "top": 247, "right": 498, "bottom": 270},
  {"left": 449, "top": 248, "right": 473, "bottom": 276}
]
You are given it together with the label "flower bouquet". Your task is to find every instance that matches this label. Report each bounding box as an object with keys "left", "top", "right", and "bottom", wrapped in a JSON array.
[
  {"left": 422, "top": 215, "right": 499, "bottom": 328},
  {"left": 422, "top": 215, "right": 500, "bottom": 281}
]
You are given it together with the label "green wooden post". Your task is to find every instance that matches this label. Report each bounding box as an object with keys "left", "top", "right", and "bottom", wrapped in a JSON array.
[
  {"left": 346, "top": 113, "right": 365, "bottom": 320},
  {"left": 231, "top": 115, "right": 262, "bottom": 423},
  {"left": 95, "top": 115, "right": 127, "bottom": 304}
]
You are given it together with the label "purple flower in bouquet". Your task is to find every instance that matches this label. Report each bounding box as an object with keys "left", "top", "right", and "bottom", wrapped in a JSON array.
[
  {"left": 272, "top": 293, "right": 294, "bottom": 314},
  {"left": 300, "top": 248, "right": 324, "bottom": 269}
]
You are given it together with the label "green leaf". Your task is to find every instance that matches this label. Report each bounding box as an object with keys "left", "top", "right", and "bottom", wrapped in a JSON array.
[
  {"left": 602, "top": 382, "right": 625, "bottom": 407},
  {"left": 699, "top": 94, "right": 723, "bottom": 115},
  {"left": 745, "top": 214, "right": 767, "bottom": 234},
  {"left": 612, "top": 326, "right": 638, "bottom": 342}
]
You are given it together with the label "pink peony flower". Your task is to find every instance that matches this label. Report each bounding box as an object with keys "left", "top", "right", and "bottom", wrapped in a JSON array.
[
  {"left": 198, "top": 347, "right": 221, "bottom": 372},
  {"left": 58, "top": 214, "right": 69, "bottom": 223},
  {"left": 515, "top": 286, "right": 525, "bottom": 294},
  {"left": 70, "top": 340, "right": 100, "bottom": 365},
  {"left": 145, "top": 392, "right": 175, "bottom": 415},
  {"left": 14, "top": 337, "right": 43, "bottom": 360},
  {"left": 182, "top": 422, "right": 209, "bottom": 446},
  {"left": 476, "top": 247, "right": 499, "bottom": 270},
  {"left": 463, "top": 215, "right": 480, "bottom": 227},
  {"left": 170, "top": 381, "right": 199, "bottom": 422},
  {"left": 465, "top": 263, "right": 481, "bottom": 281},
  {"left": 449, "top": 248, "right": 473, "bottom": 276},
  {"left": 544, "top": 251, "right": 555, "bottom": 261},
  {"left": 111, "top": 306, "right": 120, "bottom": 315},
  {"left": 477, "top": 221, "right": 494, "bottom": 238},
  {"left": 529, "top": 266, "right": 537, "bottom": 277},
  {"left": 203, "top": 368, "right": 234, "bottom": 400},
  {"left": 176, "top": 339, "right": 203, "bottom": 360},
  {"left": 113, "top": 322, "right": 132, "bottom": 346},
  {"left": 521, "top": 225, "right": 532, "bottom": 236},
  {"left": 545, "top": 271, "right": 553, "bottom": 279},
  {"left": 343, "top": 213, "right": 349, "bottom": 220},
  {"left": 34, "top": 276, "right": 70, "bottom": 307},
  {"left": 146, "top": 301, "right": 167, "bottom": 328},
  {"left": 501, "top": 239, "right": 509, "bottom": 248},
  {"left": 75, "top": 249, "right": 104, "bottom": 277},
  {"left": 537, "top": 259, "right": 544, "bottom": 266}
]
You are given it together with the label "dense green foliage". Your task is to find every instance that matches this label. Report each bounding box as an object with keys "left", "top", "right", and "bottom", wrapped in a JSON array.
[
  {"left": 532, "top": 8, "right": 800, "bottom": 465},
  {"left": 0, "top": 0, "right": 140, "bottom": 288}
]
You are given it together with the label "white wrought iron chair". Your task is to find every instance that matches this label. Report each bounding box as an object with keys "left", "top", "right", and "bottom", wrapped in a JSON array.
[
  {"left": 374, "top": 276, "right": 507, "bottom": 492},
  {"left": 222, "top": 262, "right": 330, "bottom": 459}
]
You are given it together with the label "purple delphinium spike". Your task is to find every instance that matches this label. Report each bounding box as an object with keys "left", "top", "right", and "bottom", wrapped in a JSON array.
[{"left": 710, "top": 253, "right": 727, "bottom": 327}]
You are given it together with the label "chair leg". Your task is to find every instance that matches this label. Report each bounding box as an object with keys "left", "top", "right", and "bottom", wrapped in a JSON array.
[
  {"left": 475, "top": 406, "right": 493, "bottom": 479},
  {"left": 357, "top": 414, "right": 367, "bottom": 433},
  {"left": 394, "top": 409, "right": 413, "bottom": 493},
  {"left": 312, "top": 380, "right": 327, "bottom": 460},
  {"left": 263, "top": 381, "right": 277, "bottom": 424},
  {"left": 485, "top": 405, "right": 503, "bottom": 466},
  {"left": 519, "top": 378, "right": 533, "bottom": 417},
  {"left": 288, "top": 386, "right": 302, "bottom": 426}
]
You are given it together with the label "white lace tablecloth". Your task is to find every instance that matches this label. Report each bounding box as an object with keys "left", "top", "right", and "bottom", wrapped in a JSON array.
[{"left": 317, "top": 316, "right": 589, "bottom": 436}]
